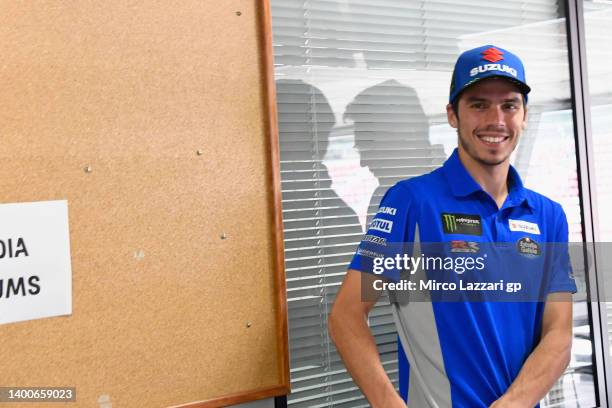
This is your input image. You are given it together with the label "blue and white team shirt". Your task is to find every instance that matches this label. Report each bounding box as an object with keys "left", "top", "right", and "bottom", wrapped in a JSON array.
[{"left": 349, "top": 148, "right": 577, "bottom": 407}]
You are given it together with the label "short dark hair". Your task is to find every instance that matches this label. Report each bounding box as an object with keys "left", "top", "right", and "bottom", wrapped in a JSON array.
[{"left": 451, "top": 98, "right": 460, "bottom": 116}]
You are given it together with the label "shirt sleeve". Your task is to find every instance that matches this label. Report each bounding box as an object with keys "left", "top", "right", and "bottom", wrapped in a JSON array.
[
  {"left": 547, "top": 204, "right": 578, "bottom": 294},
  {"left": 348, "top": 183, "right": 411, "bottom": 281}
]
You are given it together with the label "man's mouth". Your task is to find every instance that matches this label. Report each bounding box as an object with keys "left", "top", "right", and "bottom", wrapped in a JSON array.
[{"left": 477, "top": 134, "right": 509, "bottom": 145}]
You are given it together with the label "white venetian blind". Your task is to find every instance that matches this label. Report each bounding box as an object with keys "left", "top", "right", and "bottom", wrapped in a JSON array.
[
  {"left": 580, "top": 0, "right": 612, "bottom": 356},
  {"left": 270, "top": 1, "right": 594, "bottom": 406}
]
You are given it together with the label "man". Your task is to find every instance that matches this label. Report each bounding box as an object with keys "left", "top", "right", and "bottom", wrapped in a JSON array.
[{"left": 328, "top": 45, "right": 576, "bottom": 408}]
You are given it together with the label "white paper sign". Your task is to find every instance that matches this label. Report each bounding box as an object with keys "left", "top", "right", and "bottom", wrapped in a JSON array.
[{"left": 0, "top": 200, "right": 72, "bottom": 325}]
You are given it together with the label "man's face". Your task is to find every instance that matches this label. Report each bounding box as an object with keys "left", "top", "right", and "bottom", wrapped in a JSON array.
[{"left": 446, "top": 78, "right": 527, "bottom": 167}]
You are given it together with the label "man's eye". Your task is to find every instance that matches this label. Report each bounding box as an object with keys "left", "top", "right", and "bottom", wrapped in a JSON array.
[
  {"left": 503, "top": 104, "right": 519, "bottom": 111},
  {"left": 471, "top": 103, "right": 486, "bottom": 109}
]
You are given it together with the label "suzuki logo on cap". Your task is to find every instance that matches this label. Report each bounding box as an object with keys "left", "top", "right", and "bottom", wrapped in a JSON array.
[{"left": 481, "top": 47, "right": 504, "bottom": 63}]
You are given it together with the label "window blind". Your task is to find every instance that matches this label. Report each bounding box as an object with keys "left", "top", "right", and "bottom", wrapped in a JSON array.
[{"left": 581, "top": 0, "right": 612, "bottom": 357}]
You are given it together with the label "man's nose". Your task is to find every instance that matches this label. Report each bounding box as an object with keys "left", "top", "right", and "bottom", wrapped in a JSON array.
[{"left": 485, "top": 106, "right": 505, "bottom": 126}]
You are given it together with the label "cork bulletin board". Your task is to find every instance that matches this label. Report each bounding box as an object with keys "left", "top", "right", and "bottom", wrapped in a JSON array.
[{"left": 0, "top": 0, "right": 288, "bottom": 407}]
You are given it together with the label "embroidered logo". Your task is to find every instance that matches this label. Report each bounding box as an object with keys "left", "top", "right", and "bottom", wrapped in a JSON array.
[
  {"left": 509, "top": 219, "right": 540, "bottom": 235},
  {"left": 441, "top": 213, "right": 482, "bottom": 236}
]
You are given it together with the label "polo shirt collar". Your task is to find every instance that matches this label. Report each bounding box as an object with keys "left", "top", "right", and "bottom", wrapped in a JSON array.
[
  {"left": 442, "top": 148, "right": 533, "bottom": 210},
  {"left": 442, "top": 148, "right": 482, "bottom": 197}
]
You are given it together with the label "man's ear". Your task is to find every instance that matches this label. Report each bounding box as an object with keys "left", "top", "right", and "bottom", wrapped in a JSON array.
[
  {"left": 446, "top": 103, "right": 458, "bottom": 129},
  {"left": 522, "top": 105, "right": 528, "bottom": 130}
]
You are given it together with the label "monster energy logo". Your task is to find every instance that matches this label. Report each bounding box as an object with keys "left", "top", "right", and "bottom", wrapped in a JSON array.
[
  {"left": 443, "top": 214, "right": 457, "bottom": 232},
  {"left": 441, "top": 213, "right": 482, "bottom": 236}
]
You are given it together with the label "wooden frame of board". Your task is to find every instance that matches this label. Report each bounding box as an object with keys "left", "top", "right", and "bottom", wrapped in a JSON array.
[
  {"left": 183, "top": 1, "right": 290, "bottom": 406},
  {"left": 0, "top": 0, "right": 289, "bottom": 406}
]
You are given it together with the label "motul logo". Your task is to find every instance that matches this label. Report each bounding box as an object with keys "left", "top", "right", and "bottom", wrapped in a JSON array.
[{"left": 481, "top": 47, "right": 504, "bottom": 63}]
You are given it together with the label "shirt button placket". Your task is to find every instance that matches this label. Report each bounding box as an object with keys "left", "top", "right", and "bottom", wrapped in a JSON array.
[{"left": 495, "top": 213, "right": 506, "bottom": 242}]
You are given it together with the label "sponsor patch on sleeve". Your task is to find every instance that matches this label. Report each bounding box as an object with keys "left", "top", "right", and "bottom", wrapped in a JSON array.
[
  {"left": 356, "top": 248, "right": 384, "bottom": 259},
  {"left": 369, "top": 218, "right": 393, "bottom": 234},
  {"left": 363, "top": 234, "right": 387, "bottom": 246},
  {"left": 379, "top": 206, "right": 397, "bottom": 216}
]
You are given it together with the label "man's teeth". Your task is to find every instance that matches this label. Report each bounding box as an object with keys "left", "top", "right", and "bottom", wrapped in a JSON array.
[{"left": 479, "top": 136, "right": 506, "bottom": 143}]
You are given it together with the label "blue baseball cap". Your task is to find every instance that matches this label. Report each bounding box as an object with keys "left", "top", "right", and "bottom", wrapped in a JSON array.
[{"left": 449, "top": 44, "right": 531, "bottom": 104}]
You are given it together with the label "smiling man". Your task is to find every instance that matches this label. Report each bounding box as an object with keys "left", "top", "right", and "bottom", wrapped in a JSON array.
[{"left": 329, "top": 45, "right": 577, "bottom": 407}]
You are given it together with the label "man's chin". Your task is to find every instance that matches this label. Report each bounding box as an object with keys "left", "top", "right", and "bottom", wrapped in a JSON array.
[{"left": 475, "top": 155, "right": 509, "bottom": 166}]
